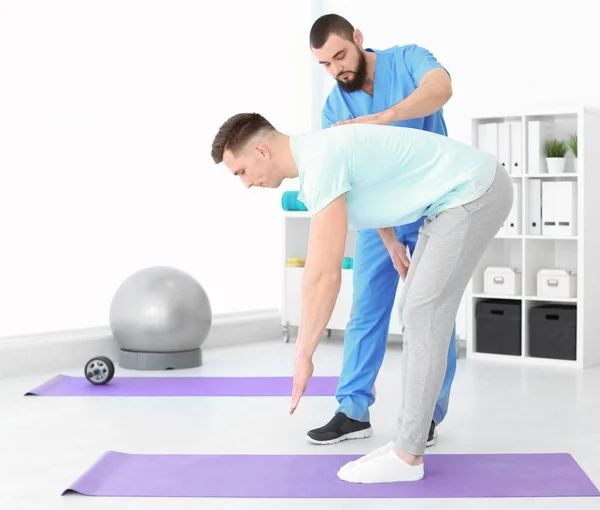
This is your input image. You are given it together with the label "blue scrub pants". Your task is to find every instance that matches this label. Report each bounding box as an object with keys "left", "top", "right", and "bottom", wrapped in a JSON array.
[{"left": 335, "top": 219, "right": 457, "bottom": 424}]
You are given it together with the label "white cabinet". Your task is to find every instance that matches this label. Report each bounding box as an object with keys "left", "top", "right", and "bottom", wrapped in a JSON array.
[{"left": 280, "top": 216, "right": 406, "bottom": 342}]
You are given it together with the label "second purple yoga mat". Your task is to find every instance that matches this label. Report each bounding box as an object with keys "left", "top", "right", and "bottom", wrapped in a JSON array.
[
  {"left": 25, "top": 375, "right": 339, "bottom": 397},
  {"left": 63, "top": 451, "right": 600, "bottom": 498}
]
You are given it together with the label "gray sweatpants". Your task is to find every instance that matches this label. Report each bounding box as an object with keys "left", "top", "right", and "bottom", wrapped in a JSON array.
[{"left": 394, "top": 162, "right": 513, "bottom": 455}]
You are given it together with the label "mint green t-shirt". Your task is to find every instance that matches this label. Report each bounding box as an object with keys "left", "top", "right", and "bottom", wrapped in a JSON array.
[{"left": 291, "top": 123, "right": 497, "bottom": 230}]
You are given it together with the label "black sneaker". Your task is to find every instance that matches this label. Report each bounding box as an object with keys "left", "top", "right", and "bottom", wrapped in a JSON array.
[
  {"left": 306, "top": 412, "right": 373, "bottom": 445},
  {"left": 427, "top": 420, "right": 437, "bottom": 447}
]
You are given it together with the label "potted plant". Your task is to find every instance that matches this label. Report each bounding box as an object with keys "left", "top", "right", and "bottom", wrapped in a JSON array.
[
  {"left": 567, "top": 133, "right": 578, "bottom": 172},
  {"left": 544, "top": 138, "right": 568, "bottom": 174}
]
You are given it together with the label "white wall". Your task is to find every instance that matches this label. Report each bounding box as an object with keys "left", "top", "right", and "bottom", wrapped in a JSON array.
[
  {"left": 5, "top": 1, "right": 594, "bottom": 340},
  {"left": 0, "top": 1, "right": 315, "bottom": 338},
  {"left": 318, "top": 0, "right": 600, "bottom": 143}
]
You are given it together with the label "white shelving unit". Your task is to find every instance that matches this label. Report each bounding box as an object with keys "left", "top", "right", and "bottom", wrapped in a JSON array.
[
  {"left": 466, "top": 105, "right": 600, "bottom": 368},
  {"left": 280, "top": 212, "right": 467, "bottom": 345}
]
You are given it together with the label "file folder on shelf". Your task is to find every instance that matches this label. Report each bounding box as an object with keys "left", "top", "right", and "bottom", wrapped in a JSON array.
[
  {"left": 541, "top": 181, "right": 577, "bottom": 236},
  {"left": 509, "top": 120, "right": 522, "bottom": 174},
  {"left": 527, "top": 179, "right": 542, "bottom": 235},
  {"left": 500, "top": 181, "right": 522, "bottom": 236},
  {"left": 498, "top": 122, "right": 511, "bottom": 172},
  {"left": 477, "top": 122, "right": 498, "bottom": 158}
]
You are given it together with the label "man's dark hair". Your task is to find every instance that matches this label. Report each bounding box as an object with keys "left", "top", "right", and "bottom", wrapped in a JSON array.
[
  {"left": 211, "top": 113, "right": 275, "bottom": 164},
  {"left": 309, "top": 14, "right": 355, "bottom": 49}
]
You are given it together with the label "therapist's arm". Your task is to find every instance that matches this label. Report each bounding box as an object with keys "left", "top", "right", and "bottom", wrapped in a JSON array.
[
  {"left": 333, "top": 67, "right": 452, "bottom": 128},
  {"left": 379, "top": 67, "right": 452, "bottom": 124},
  {"left": 295, "top": 195, "right": 348, "bottom": 359},
  {"left": 377, "top": 227, "right": 397, "bottom": 249}
]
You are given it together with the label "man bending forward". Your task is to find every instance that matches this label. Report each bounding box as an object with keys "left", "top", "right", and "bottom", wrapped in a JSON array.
[{"left": 211, "top": 114, "right": 512, "bottom": 483}]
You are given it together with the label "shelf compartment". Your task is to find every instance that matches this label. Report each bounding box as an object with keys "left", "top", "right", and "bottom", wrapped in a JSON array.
[
  {"left": 524, "top": 300, "right": 577, "bottom": 362},
  {"left": 473, "top": 297, "right": 522, "bottom": 357},
  {"left": 524, "top": 113, "right": 578, "bottom": 175},
  {"left": 523, "top": 177, "right": 578, "bottom": 237},
  {"left": 524, "top": 238, "right": 577, "bottom": 299},
  {"left": 471, "top": 238, "right": 523, "bottom": 296}
]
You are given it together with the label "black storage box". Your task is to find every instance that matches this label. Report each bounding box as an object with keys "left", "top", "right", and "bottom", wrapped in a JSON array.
[
  {"left": 528, "top": 304, "right": 577, "bottom": 361},
  {"left": 475, "top": 299, "right": 522, "bottom": 355}
]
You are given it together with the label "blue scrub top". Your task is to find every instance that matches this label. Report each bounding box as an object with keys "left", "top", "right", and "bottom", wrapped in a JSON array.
[{"left": 322, "top": 44, "right": 448, "bottom": 136}]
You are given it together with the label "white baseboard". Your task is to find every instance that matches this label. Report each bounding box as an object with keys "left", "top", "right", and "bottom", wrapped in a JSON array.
[{"left": 0, "top": 309, "right": 282, "bottom": 379}]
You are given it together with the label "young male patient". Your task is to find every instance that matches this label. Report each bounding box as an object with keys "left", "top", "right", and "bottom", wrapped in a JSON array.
[{"left": 211, "top": 113, "right": 513, "bottom": 483}]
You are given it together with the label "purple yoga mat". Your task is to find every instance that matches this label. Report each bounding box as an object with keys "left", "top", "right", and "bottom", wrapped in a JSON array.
[
  {"left": 25, "top": 375, "right": 339, "bottom": 397},
  {"left": 63, "top": 451, "right": 599, "bottom": 499}
]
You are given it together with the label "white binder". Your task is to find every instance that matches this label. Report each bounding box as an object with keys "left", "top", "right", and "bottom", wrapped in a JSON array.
[
  {"left": 504, "top": 181, "right": 522, "bottom": 235},
  {"left": 498, "top": 122, "right": 511, "bottom": 172},
  {"left": 542, "top": 181, "right": 577, "bottom": 236},
  {"left": 527, "top": 179, "right": 542, "bottom": 235},
  {"left": 509, "top": 120, "right": 522, "bottom": 175},
  {"left": 477, "top": 123, "right": 498, "bottom": 158}
]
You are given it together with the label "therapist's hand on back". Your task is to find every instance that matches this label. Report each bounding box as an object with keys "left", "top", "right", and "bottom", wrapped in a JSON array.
[
  {"left": 387, "top": 241, "right": 411, "bottom": 280},
  {"left": 333, "top": 110, "right": 393, "bottom": 127}
]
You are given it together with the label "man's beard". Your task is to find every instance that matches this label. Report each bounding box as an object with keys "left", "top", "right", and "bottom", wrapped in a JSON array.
[{"left": 337, "top": 50, "right": 367, "bottom": 93}]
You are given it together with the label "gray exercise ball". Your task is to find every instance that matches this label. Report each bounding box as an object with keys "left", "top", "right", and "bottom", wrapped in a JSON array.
[{"left": 109, "top": 266, "right": 212, "bottom": 370}]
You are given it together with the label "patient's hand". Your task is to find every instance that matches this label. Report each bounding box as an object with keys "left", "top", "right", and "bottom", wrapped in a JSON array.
[{"left": 387, "top": 241, "right": 410, "bottom": 280}]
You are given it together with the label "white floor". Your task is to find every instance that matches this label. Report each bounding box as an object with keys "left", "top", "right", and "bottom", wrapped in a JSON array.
[{"left": 1, "top": 336, "right": 600, "bottom": 510}]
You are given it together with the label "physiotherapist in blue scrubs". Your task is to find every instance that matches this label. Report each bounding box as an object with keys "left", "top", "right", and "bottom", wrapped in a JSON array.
[{"left": 306, "top": 14, "right": 457, "bottom": 446}]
